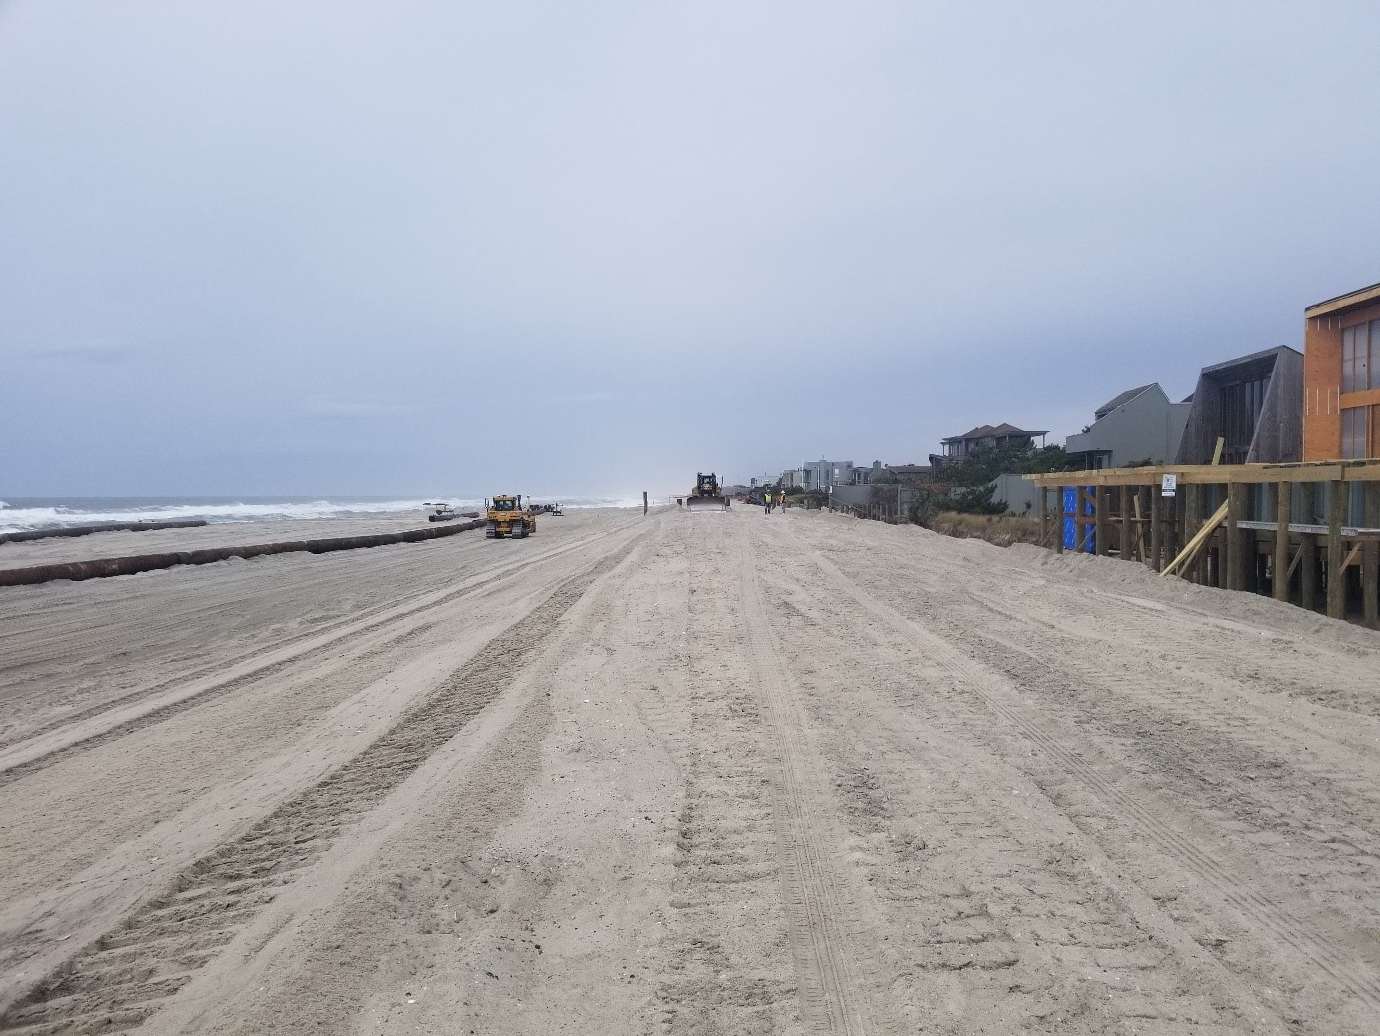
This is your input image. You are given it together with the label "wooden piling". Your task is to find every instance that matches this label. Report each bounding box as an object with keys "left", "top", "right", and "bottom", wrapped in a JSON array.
[
  {"left": 1365, "top": 483, "right": 1379, "bottom": 627},
  {"left": 1022, "top": 462, "right": 1380, "bottom": 623},
  {"left": 1172, "top": 484, "right": 1186, "bottom": 573},
  {"left": 1149, "top": 487, "right": 1162, "bottom": 570},
  {"left": 1119, "top": 487, "right": 1131, "bottom": 559},
  {"left": 1226, "top": 482, "right": 1246, "bottom": 591},
  {"left": 1095, "top": 485, "right": 1109, "bottom": 557},
  {"left": 1055, "top": 485, "right": 1065, "bottom": 554},
  {"left": 1180, "top": 484, "right": 1196, "bottom": 582},
  {"left": 1327, "top": 480, "right": 1345, "bottom": 620},
  {"left": 1298, "top": 483, "right": 1317, "bottom": 611},
  {"left": 1273, "top": 480, "right": 1291, "bottom": 603}
]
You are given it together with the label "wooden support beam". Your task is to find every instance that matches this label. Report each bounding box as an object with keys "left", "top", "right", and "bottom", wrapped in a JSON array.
[
  {"left": 1055, "top": 485, "right": 1064, "bottom": 554},
  {"left": 1023, "top": 461, "right": 1360, "bottom": 487},
  {"left": 1211, "top": 436, "right": 1225, "bottom": 466},
  {"left": 1301, "top": 533, "right": 1319, "bottom": 612},
  {"left": 1162, "top": 501, "right": 1229, "bottom": 578},
  {"left": 1173, "top": 484, "right": 1186, "bottom": 575},
  {"left": 1119, "top": 487, "right": 1132, "bottom": 560},
  {"left": 1148, "top": 488, "right": 1162, "bottom": 570},
  {"left": 1327, "top": 480, "right": 1345, "bottom": 620},
  {"left": 1040, "top": 487, "right": 1050, "bottom": 550},
  {"left": 1095, "top": 485, "right": 1109, "bottom": 557},
  {"left": 1136, "top": 494, "right": 1146, "bottom": 561},
  {"left": 1226, "top": 483, "right": 1245, "bottom": 591},
  {"left": 1182, "top": 484, "right": 1200, "bottom": 583},
  {"left": 1365, "top": 483, "right": 1379, "bottom": 627},
  {"left": 1286, "top": 542, "right": 1304, "bottom": 582},
  {"left": 1200, "top": 496, "right": 1213, "bottom": 584},
  {"left": 1299, "top": 483, "right": 1317, "bottom": 611},
  {"left": 1073, "top": 515, "right": 1092, "bottom": 554},
  {"left": 1273, "top": 481, "right": 1291, "bottom": 603}
]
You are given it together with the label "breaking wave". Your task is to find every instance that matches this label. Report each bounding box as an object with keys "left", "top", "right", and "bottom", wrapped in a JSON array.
[
  {"left": 0, "top": 498, "right": 453, "bottom": 534},
  {"left": 0, "top": 495, "right": 659, "bottom": 534}
]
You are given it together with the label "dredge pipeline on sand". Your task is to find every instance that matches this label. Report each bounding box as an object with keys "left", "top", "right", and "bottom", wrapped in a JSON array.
[
  {"left": 0, "top": 520, "right": 486, "bottom": 587},
  {"left": 0, "top": 519, "right": 208, "bottom": 545}
]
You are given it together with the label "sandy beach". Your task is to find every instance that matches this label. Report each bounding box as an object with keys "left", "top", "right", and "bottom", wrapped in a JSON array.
[{"left": 1, "top": 506, "right": 1379, "bottom": 1034}]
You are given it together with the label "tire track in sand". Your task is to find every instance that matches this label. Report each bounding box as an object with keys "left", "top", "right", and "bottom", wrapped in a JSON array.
[
  {"left": 803, "top": 545, "right": 1380, "bottom": 1017},
  {"left": 0, "top": 540, "right": 639, "bottom": 1035},
  {"left": 737, "top": 526, "right": 888, "bottom": 1035},
  {"left": 0, "top": 519, "right": 640, "bottom": 788}
]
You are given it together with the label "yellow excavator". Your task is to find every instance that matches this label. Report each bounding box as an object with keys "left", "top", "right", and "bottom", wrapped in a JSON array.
[
  {"left": 485, "top": 494, "right": 536, "bottom": 539},
  {"left": 687, "top": 472, "right": 729, "bottom": 511}
]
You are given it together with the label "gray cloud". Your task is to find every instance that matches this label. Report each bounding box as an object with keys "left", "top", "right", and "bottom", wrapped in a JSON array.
[
  {"left": 303, "top": 398, "right": 412, "bottom": 420},
  {"left": 2, "top": 1, "right": 1378, "bottom": 496},
  {"left": 23, "top": 345, "right": 139, "bottom": 366}
]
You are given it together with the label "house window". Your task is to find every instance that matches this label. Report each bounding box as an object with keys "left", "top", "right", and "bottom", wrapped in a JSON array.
[
  {"left": 1341, "top": 406, "right": 1368, "bottom": 459},
  {"left": 1219, "top": 374, "right": 1268, "bottom": 460},
  {"left": 1342, "top": 321, "right": 1376, "bottom": 393}
]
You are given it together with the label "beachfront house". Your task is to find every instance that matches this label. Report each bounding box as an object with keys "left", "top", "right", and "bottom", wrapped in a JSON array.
[
  {"left": 1064, "top": 383, "right": 1190, "bottom": 470},
  {"left": 1302, "top": 281, "right": 1380, "bottom": 460},
  {"left": 802, "top": 459, "right": 855, "bottom": 488},
  {"left": 1175, "top": 346, "right": 1302, "bottom": 465},
  {"left": 929, "top": 423, "right": 1047, "bottom": 472}
]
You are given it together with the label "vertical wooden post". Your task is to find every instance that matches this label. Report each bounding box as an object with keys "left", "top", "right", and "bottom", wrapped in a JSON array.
[
  {"left": 1119, "top": 486, "right": 1131, "bottom": 560},
  {"left": 1181, "top": 483, "right": 1198, "bottom": 582},
  {"left": 1326, "top": 480, "right": 1345, "bottom": 620},
  {"left": 1364, "top": 482, "right": 1379, "bottom": 628},
  {"left": 1148, "top": 485, "right": 1159, "bottom": 571},
  {"left": 1273, "top": 480, "right": 1291, "bottom": 603},
  {"left": 1226, "top": 482, "right": 1245, "bottom": 591},
  {"left": 1173, "top": 482, "right": 1186, "bottom": 574},
  {"left": 1200, "top": 488, "right": 1213, "bottom": 586},
  {"left": 1040, "top": 487, "right": 1050, "bottom": 550},
  {"left": 1205, "top": 486, "right": 1220, "bottom": 586},
  {"left": 1095, "top": 485, "right": 1109, "bottom": 557},
  {"left": 1055, "top": 485, "right": 1065, "bottom": 554},
  {"left": 643, "top": 491, "right": 648, "bottom": 515},
  {"left": 1149, "top": 485, "right": 1162, "bottom": 570},
  {"left": 1300, "top": 483, "right": 1317, "bottom": 611}
]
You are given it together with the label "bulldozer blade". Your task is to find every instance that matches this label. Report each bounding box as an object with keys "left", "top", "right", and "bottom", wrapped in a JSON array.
[{"left": 686, "top": 496, "right": 728, "bottom": 512}]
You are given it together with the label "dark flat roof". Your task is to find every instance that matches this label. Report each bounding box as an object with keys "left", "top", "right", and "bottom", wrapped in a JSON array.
[
  {"left": 1305, "top": 281, "right": 1380, "bottom": 318},
  {"left": 1094, "top": 383, "right": 1156, "bottom": 420},
  {"left": 942, "top": 422, "right": 1048, "bottom": 442},
  {"left": 1200, "top": 345, "right": 1300, "bottom": 377}
]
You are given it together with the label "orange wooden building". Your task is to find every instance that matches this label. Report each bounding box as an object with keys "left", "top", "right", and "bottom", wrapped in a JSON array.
[{"left": 1304, "top": 281, "right": 1380, "bottom": 460}]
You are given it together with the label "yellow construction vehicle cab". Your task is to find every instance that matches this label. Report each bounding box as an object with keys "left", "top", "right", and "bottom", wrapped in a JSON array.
[
  {"left": 687, "top": 472, "right": 729, "bottom": 511},
  {"left": 485, "top": 494, "right": 536, "bottom": 539}
]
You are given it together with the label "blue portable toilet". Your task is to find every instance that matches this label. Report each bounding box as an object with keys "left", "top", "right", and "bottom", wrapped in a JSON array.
[
  {"left": 1084, "top": 486, "right": 1097, "bottom": 553},
  {"left": 1062, "top": 486, "right": 1097, "bottom": 553}
]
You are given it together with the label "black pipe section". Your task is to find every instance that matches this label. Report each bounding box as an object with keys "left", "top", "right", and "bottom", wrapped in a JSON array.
[
  {"left": 0, "top": 519, "right": 486, "bottom": 588},
  {"left": 0, "top": 519, "right": 209, "bottom": 545}
]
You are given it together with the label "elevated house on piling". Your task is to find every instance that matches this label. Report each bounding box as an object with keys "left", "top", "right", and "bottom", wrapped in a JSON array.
[
  {"left": 1303, "top": 281, "right": 1380, "bottom": 461},
  {"left": 1023, "top": 294, "right": 1378, "bottom": 627},
  {"left": 1175, "top": 346, "right": 1303, "bottom": 465}
]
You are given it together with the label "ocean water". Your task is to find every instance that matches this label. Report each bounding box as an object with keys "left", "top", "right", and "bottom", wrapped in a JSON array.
[{"left": 0, "top": 495, "right": 652, "bottom": 534}]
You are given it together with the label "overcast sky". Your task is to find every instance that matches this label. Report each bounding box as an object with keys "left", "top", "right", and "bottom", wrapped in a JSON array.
[{"left": 3, "top": 2, "right": 1378, "bottom": 496}]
